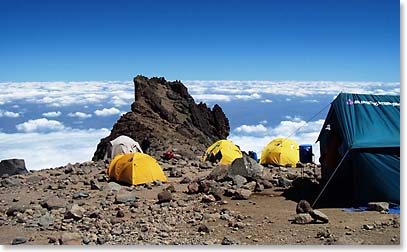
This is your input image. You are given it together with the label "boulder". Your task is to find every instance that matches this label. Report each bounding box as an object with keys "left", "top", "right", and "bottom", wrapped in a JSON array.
[
  {"left": 0, "top": 159, "right": 27, "bottom": 177},
  {"left": 367, "top": 202, "right": 389, "bottom": 212},
  {"left": 187, "top": 182, "right": 200, "bottom": 194},
  {"left": 41, "top": 196, "right": 66, "bottom": 210},
  {"left": 65, "top": 204, "right": 86, "bottom": 220},
  {"left": 231, "top": 175, "right": 247, "bottom": 188},
  {"left": 115, "top": 192, "right": 138, "bottom": 204},
  {"left": 232, "top": 189, "right": 252, "bottom": 200},
  {"left": 157, "top": 191, "right": 172, "bottom": 203},
  {"left": 296, "top": 200, "right": 312, "bottom": 214},
  {"left": 242, "top": 181, "right": 257, "bottom": 191},
  {"left": 310, "top": 209, "right": 329, "bottom": 223},
  {"left": 228, "top": 157, "right": 264, "bottom": 180},
  {"left": 293, "top": 213, "right": 314, "bottom": 224},
  {"left": 11, "top": 237, "right": 28, "bottom": 245},
  {"left": 59, "top": 233, "right": 82, "bottom": 245},
  {"left": 207, "top": 165, "right": 230, "bottom": 181}
]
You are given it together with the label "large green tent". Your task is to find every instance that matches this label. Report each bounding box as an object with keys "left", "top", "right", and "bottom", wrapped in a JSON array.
[{"left": 317, "top": 93, "right": 400, "bottom": 206}]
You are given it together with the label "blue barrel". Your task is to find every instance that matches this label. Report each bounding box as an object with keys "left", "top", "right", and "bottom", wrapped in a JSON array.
[{"left": 299, "top": 144, "right": 313, "bottom": 163}]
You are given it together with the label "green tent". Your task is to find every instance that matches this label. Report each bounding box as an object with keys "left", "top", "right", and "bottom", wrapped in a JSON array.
[{"left": 317, "top": 93, "right": 400, "bottom": 206}]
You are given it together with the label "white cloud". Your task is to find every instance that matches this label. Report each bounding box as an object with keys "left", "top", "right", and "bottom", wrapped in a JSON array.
[
  {"left": 261, "top": 99, "right": 273, "bottom": 103},
  {"left": 235, "top": 124, "right": 268, "bottom": 134},
  {"left": 0, "top": 110, "right": 20, "bottom": 118},
  {"left": 192, "top": 94, "right": 232, "bottom": 102},
  {"left": 235, "top": 93, "right": 261, "bottom": 100},
  {"left": 16, "top": 118, "right": 65, "bottom": 133},
  {"left": 94, "top": 107, "right": 121, "bottom": 117},
  {"left": 42, "top": 111, "right": 62, "bottom": 117},
  {"left": 0, "top": 128, "right": 110, "bottom": 170},
  {"left": 259, "top": 120, "right": 268, "bottom": 124},
  {"left": 68, "top": 112, "right": 92, "bottom": 119}
]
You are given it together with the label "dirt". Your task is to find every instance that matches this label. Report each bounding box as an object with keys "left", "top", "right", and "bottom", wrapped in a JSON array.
[{"left": 0, "top": 159, "right": 400, "bottom": 246}]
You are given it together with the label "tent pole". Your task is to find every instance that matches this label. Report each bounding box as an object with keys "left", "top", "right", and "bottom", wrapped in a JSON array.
[{"left": 312, "top": 148, "right": 351, "bottom": 208}]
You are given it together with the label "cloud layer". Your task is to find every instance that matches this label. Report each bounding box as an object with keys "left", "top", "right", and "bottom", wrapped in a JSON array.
[{"left": 0, "top": 129, "right": 110, "bottom": 170}]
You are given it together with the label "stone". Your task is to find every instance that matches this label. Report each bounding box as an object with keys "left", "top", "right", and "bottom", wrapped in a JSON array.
[
  {"left": 90, "top": 179, "right": 103, "bottom": 190},
  {"left": 59, "top": 233, "right": 82, "bottom": 245},
  {"left": 65, "top": 204, "right": 86, "bottom": 220},
  {"left": 105, "top": 182, "right": 122, "bottom": 192},
  {"left": 293, "top": 213, "right": 314, "bottom": 224},
  {"left": 187, "top": 182, "right": 200, "bottom": 194},
  {"left": 310, "top": 209, "right": 329, "bottom": 223},
  {"left": 206, "top": 165, "right": 230, "bottom": 181},
  {"left": 233, "top": 189, "right": 252, "bottom": 200},
  {"left": 278, "top": 176, "right": 292, "bottom": 187},
  {"left": 1, "top": 178, "right": 21, "bottom": 187},
  {"left": 26, "top": 175, "right": 44, "bottom": 184},
  {"left": 6, "top": 205, "right": 28, "bottom": 216},
  {"left": 208, "top": 186, "right": 224, "bottom": 201},
  {"left": 73, "top": 190, "right": 89, "bottom": 199},
  {"left": 116, "top": 210, "right": 125, "bottom": 218},
  {"left": 115, "top": 192, "right": 137, "bottom": 204},
  {"left": 198, "top": 224, "right": 210, "bottom": 233},
  {"left": 201, "top": 194, "right": 216, "bottom": 203},
  {"left": 257, "top": 179, "right": 273, "bottom": 189},
  {"left": 367, "top": 202, "right": 389, "bottom": 212},
  {"left": 157, "top": 191, "right": 172, "bottom": 203},
  {"left": 231, "top": 175, "right": 247, "bottom": 188},
  {"left": 228, "top": 157, "right": 264, "bottom": 180},
  {"left": 221, "top": 236, "right": 240, "bottom": 245},
  {"left": 165, "top": 184, "right": 176, "bottom": 193},
  {"left": 180, "top": 176, "right": 192, "bottom": 184},
  {"left": 199, "top": 161, "right": 213, "bottom": 169},
  {"left": 287, "top": 172, "right": 298, "bottom": 180},
  {"left": 242, "top": 181, "right": 257, "bottom": 191},
  {"left": 255, "top": 182, "right": 264, "bottom": 192},
  {"left": 42, "top": 196, "right": 66, "bottom": 210},
  {"left": 296, "top": 200, "right": 312, "bottom": 214},
  {"left": 11, "top": 236, "right": 28, "bottom": 245},
  {"left": 169, "top": 167, "right": 182, "bottom": 177},
  {"left": 38, "top": 213, "right": 54, "bottom": 227},
  {"left": 0, "top": 159, "right": 27, "bottom": 177}
]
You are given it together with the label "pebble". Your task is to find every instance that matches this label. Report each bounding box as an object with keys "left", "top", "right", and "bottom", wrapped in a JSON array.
[{"left": 11, "top": 236, "right": 28, "bottom": 245}]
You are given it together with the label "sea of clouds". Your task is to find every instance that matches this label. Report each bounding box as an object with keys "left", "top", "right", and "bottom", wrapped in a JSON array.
[{"left": 0, "top": 80, "right": 399, "bottom": 170}]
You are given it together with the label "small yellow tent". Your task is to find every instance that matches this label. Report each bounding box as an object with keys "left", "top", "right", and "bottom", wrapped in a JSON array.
[
  {"left": 203, "top": 139, "right": 243, "bottom": 165},
  {"left": 107, "top": 152, "right": 167, "bottom": 185},
  {"left": 260, "top": 138, "right": 299, "bottom": 166}
]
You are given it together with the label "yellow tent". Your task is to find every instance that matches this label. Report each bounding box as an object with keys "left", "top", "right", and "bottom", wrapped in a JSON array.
[
  {"left": 203, "top": 139, "right": 243, "bottom": 165},
  {"left": 107, "top": 152, "right": 167, "bottom": 185},
  {"left": 260, "top": 138, "right": 299, "bottom": 166}
]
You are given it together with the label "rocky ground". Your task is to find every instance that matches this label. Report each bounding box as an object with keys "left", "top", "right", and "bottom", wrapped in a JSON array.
[{"left": 0, "top": 154, "right": 400, "bottom": 246}]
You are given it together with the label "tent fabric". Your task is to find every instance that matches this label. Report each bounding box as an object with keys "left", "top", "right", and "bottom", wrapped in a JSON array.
[
  {"left": 105, "top": 135, "right": 143, "bottom": 160},
  {"left": 318, "top": 93, "right": 400, "bottom": 149},
  {"left": 260, "top": 138, "right": 299, "bottom": 166},
  {"left": 107, "top": 152, "right": 167, "bottom": 185},
  {"left": 203, "top": 139, "right": 243, "bottom": 165},
  {"left": 318, "top": 93, "right": 400, "bottom": 205}
]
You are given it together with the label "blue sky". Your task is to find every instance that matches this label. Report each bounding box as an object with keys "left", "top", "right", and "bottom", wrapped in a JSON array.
[{"left": 0, "top": 0, "right": 400, "bottom": 82}]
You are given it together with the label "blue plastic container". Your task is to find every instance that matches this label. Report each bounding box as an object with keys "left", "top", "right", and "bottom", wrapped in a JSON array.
[{"left": 299, "top": 144, "right": 313, "bottom": 163}]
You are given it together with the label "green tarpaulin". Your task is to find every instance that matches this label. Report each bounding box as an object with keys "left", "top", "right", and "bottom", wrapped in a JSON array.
[{"left": 317, "top": 93, "right": 400, "bottom": 205}]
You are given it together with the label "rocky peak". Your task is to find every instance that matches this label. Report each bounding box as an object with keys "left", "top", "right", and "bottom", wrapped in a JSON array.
[{"left": 92, "top": 75, "right": 230, "bottom": 161}]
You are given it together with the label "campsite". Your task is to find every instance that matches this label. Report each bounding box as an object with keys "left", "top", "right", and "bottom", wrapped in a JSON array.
[{"left": 0, "top": 76, "right": 400, "bottom": 245}]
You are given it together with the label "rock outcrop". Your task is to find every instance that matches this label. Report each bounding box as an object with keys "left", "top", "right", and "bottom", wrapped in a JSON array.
[{"left": 93, "top": 75, "right": 230, "bottom": 161}]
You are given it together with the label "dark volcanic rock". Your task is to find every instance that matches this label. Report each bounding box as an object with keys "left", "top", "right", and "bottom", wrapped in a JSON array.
[
  {"left": 92, "top": 75, "right": 230, "bottom": 160},
  {"left": 296, "top": 200, "right": 313, "bottom": 214},
  {"left": 0, "top": 159, "right": 27, "bottom": 177}
]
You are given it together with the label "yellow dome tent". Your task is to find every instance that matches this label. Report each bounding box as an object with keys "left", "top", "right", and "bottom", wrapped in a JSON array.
[
  {"left": 260, "top": 138, "right": 299, "bottom": 166},
  {"left": 107, "top": 152, "right": 167, "bottom": 185},
  {"left": 203, "top": 139, "right": 243, "bottom": 165}
]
